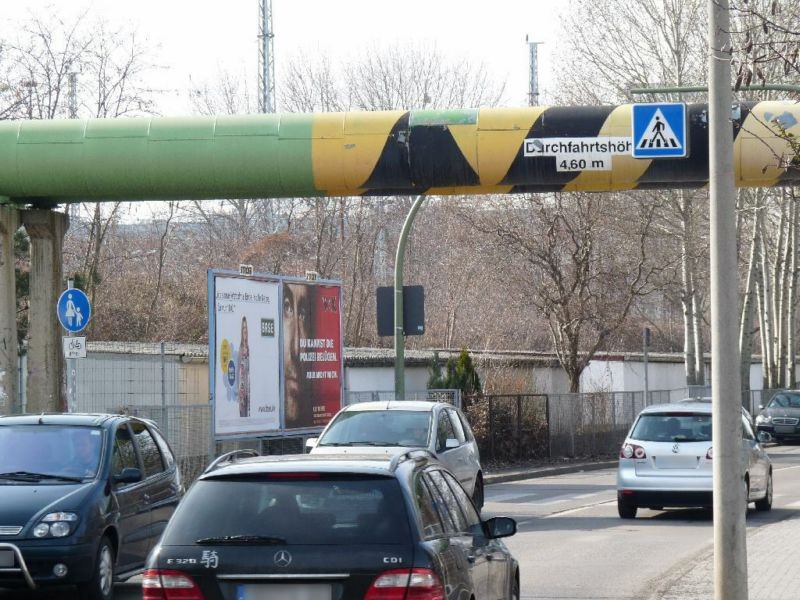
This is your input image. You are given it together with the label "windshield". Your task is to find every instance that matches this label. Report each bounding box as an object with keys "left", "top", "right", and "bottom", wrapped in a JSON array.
[
  {"left": 318, "top": 410, "right": 431, "bottom": 447},
  {"left": 0, "top": 425, "right": 104, "bottom": 480},
  {"left": 630, "top": 413, "right": 712, "bottom": 443},
  {"left": 163, "top": 476, "right": 410, "bottom": 546},
  {"left": 767, "top": 394, "right": 800, "bottom": 409}
]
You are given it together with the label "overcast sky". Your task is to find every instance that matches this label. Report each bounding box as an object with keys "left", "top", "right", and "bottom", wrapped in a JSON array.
[{"left": 2, "top": 0, "right": 565, "bottom": 115}]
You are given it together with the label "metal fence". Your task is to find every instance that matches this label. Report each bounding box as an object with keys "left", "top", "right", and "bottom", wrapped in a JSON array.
[
  {"left": 467, "top": 388, "right": 785, "bottom": 463},
  {"left": 4, "top": 343, "right": 786, "bottom": 483}
]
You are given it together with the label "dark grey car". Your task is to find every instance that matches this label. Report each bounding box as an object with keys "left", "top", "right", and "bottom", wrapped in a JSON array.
[
  {"left": 756, "top": 391, "right": 800, "bottom": 443},
  {"left": 0, "top": 413, "right": 182, "bottom": 599}
]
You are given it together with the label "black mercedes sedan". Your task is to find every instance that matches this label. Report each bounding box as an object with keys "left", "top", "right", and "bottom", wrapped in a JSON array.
[
  {"left": 0, "top": 413, "right": 182, "bottom": 599},
  {"left": 143, "top": 450, "right": 519, "bottom": 599}
]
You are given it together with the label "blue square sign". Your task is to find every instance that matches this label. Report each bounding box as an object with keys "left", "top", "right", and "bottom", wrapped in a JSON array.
[{"left": 632, "top": 103, "right": 687, "bottom": 158}]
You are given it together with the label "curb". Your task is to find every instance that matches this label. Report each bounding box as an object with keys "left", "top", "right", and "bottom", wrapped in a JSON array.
[{"left": 484, "top": 460, "right": 618, "bottom": 485}]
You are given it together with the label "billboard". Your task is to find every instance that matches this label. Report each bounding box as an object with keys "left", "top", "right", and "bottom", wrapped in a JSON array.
[
  {"left": 282, "top": 281, "right": 343, "bottom": 429},
  {"left": 210, "top": 271, "right": 343, "bottom": 438}
]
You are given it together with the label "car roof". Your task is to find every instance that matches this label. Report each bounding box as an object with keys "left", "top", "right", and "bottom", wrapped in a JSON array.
[
  {"left": 341, "top": 400, "right": 451, "bottom": 413},
  {"left": 201, "top": 451, "right": 438, "bottom": 481},
  {"left": 638, "top": 401, "right": 713, "bottom": 415},
  {"left": 0, "top": 412, "right": 147, "bottom": 428}
]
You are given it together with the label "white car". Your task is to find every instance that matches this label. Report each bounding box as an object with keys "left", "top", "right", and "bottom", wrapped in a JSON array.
[
  {"left": 617, "top": 400, "right": 772, "bottom": 519},
  {"left": 307, "top": 401, "right": 484, "bottom": 509}
]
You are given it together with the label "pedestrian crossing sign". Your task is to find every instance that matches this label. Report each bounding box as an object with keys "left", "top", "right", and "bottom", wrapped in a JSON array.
[{"left": 632, "top": 103, "right": 687, "bottom": 158}]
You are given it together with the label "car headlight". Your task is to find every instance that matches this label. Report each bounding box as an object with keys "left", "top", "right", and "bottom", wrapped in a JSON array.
[
  {"left": 33, "top": 512, "right": 78, "bottom": 538},
  {"left": 756, "top": 414, "right": 772, "bottom": 425}
]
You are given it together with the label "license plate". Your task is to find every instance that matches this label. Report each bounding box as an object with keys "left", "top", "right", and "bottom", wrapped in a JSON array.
[
  {"left": 653, "top": 456, "right": 699, "bottom": 469},
  {"left": 0, "top": 550, "right": 14, "bottom": 568},
  {"left": 236, "top": 584, "right": 331, "bottom": 600},
  {"left": 774, "top": 425, "right": 796, "bottom": 434}
]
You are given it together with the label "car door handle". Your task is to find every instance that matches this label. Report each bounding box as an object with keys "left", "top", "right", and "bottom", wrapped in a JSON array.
[
  {"left": 142, "top": 493, "right": 151, "bottom": 503},
  {"left": 487, "top": 552, "right": 507, "bottom": 562}
]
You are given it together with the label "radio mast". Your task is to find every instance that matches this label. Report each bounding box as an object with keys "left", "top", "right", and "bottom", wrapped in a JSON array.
[{"left": 258, "top": 0, "right": 276, "bottom": 113}]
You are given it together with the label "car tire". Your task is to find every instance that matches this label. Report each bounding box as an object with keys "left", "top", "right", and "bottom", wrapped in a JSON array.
[
  {"left": 509, "top": 572, "right": 520, "bottom": 600},
  {"left": 744, "top": 478, "right": 750, "bottom": 516},
  {"left": 618, "top": 498, "right": 637, "bottom": 519},
  {"left": 78, "top": 535, "right": 115, "bottom": 600},
  {"left": 755, "top": 472, "right": 773, "bottom": 512},
  {"left": 472, "top": 474, "right": 484, "bottom": 513}
]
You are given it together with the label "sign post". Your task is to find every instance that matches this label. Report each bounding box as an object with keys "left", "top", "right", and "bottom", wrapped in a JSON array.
[{"left": 57, "top": 284, "right": 91, "bottom": 412}]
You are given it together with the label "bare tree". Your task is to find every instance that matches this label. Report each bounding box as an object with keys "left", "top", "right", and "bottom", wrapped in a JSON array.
[{"left": 461, "top": 193, "right": 659, "bottom": 391}]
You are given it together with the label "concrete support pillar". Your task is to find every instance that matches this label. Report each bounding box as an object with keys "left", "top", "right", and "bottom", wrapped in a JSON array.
[
  {"left": 21, "top": 209, "right": 68, "bottom": 413},
  {"left": 0, "top": 204, "right": 18, "bottom": 415}
]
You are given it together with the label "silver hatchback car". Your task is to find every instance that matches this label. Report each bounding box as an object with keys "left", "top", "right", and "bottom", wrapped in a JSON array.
[
  {"left": 617, "top": 400, "right": 772, "bottom": 519},
  {"left": 307, "top": 401, "right": 484, "bottom": 509}
]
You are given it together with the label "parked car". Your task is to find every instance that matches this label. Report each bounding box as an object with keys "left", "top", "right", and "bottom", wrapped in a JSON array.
[
  {"left": 755, "top": 390, "right": 800, "bottom": 443},
  {"left": 617, "top": 401, "right": 772, "bottom": 519},
  {"left": 0, "top": 413, "right": 182, "bottom": 599},
  {"left": 143, "top": 450, "right": 519, "bottom": 599},
  {"left": 306, "top": 400, "right": 484, "bottom": 509}
]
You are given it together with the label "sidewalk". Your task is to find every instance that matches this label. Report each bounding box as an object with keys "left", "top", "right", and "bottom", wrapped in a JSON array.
[
  {"left": 651, "top": 513, "right": 800, "bottom": 600},
  {"left": 484, "top": 458, "right": 618, "bottom": 485}
]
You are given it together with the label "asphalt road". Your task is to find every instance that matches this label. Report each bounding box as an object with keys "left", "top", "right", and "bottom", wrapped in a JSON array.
[
  {"left": 488, "top": 444, "right": 800, "bottom": 599},
  {"left": 3, "top": 444, "right": 800, "bottom": 599}
]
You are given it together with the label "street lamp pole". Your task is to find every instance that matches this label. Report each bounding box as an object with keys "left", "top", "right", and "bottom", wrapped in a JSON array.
[
  {"left": 708, "top": 1, "right": 748, "bottom": 598},
  {"left": 394, "top": 194, "right": 425, "bottom": 399}
]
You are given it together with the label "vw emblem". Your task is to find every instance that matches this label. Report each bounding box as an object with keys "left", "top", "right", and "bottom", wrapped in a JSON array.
[
  {"left": 672, "top": 443, "right": 680, "bottom": 454},
  {"left": 274, "top": 550, "right": 292, "bottom": 568}
]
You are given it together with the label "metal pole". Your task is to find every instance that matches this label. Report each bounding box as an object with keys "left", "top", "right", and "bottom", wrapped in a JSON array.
[
  {"left": 160, "top": 341, "right": 168, "bottom": 435},
  {"left": 630, "top": 83, "right": 800, "bottom": 94},
  {"left": 65, "top": 279, "right": 76, "bottom": 412},
  {"left": 643, "top": 328, "right": 650, "bottom": 405},
  {"left": 708, "top": 1, "right": 748, "bottom": 598},
  {"left": 394, "top": 194, "right": 425, "bottom": 399}
]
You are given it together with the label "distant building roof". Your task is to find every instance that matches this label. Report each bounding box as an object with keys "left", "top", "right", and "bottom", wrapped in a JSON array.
[{"left": 86, "top": 342, "right": 719, "bottom": 367}]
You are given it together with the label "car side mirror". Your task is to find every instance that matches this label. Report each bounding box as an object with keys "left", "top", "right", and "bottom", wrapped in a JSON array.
[
  {"left": 445, "top": 438, "right": 460, "bottom": 450},
  {"left": 484, "top": 516, "right": 517, "bottom": 539},
  {"left": 305, "top": 438, "right": 318, "bottom": 451},
  {"left": 113, "top": 467, "right": 142, "bottom": 485},
  {"left": 758, "top": 404, "right": 764, "bottom": 410}
]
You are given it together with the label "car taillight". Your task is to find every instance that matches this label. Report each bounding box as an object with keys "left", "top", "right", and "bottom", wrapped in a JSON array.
[
  {"left": 620, "top": 443, "right": 646, "bottom": 459},
  {"left": 142, "top": 569, "right": 204, "bottom": 600},
  {"left": 706, "top": 447, "right": 713, "bottom": 460},
  {"left": 365, "top": 568, "right": 445, "bottom": 600}
]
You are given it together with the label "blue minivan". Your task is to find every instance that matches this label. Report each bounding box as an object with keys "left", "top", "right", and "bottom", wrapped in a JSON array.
[{"left": 0, "top": 413, "right": 182, "bottom": 599}]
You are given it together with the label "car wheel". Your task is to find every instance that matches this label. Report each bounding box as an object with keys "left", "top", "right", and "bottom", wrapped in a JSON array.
[
  {"left": 509, "top": 572, "right": 520, "bottom": 600},
  {"left": 472, "top": 474, "right": 484, "bottom": 513},
  {"left": 78, "top": 536, "right": 114, "bottom": 600},
  {"left": 618, "top": 498, "right": 637, "bottom": 519},
  {"left": 743, "top": 478, "right": 750, "bottom": 516},
  {"left": 755, "top": 472, "right": 773, "bottom": 512}
]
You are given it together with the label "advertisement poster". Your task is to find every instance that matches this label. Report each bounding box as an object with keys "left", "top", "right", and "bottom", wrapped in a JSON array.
[
  {"left": 283, "top": 281, "right": 343, "bottom": 429},
  {"left": 213, "top": 276, "right": 281, "bottom": 436}
]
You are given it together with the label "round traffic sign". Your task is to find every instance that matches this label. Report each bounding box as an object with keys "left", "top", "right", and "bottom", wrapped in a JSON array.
[{"left": 57, "top": 288, "right": 92, "bottom": 333}]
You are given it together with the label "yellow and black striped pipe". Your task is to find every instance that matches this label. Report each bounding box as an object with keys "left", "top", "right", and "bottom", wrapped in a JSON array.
[{"left": 0, "top": 101, "right": 797, "bottom": 204}]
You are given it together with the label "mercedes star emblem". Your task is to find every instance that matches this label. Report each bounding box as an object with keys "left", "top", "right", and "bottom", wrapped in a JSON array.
[
  {"left": 274, "top": 550, "right": 292, "bottom": 568},
  {"left": 672, "top": 443, "right": 680, "bottom": 454}
]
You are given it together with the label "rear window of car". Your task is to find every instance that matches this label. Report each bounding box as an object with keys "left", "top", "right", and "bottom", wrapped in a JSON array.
[
  {"left": 162, "top": 475, "right": 410, "bottom": 546},
  {"left": 631, "top": 412, "right": 712, "bottom": 442},
  {"left": 318, "top": 410, "right": 431, "bottom": 447}
]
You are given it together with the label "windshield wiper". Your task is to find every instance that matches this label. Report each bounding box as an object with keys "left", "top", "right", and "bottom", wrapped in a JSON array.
[
  {"left": 195, "top": 535, "right": 287, "bottom": 545},
  {"left": 0, "top": 471, "right": 84, "bottom": 483}
]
